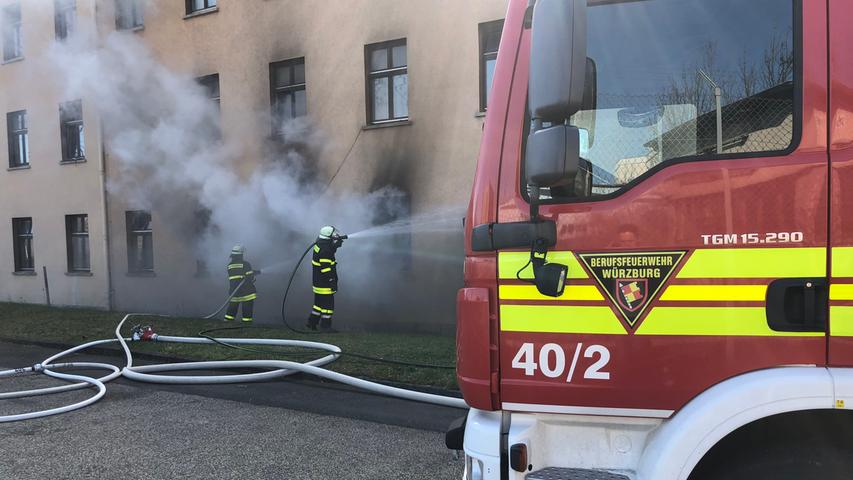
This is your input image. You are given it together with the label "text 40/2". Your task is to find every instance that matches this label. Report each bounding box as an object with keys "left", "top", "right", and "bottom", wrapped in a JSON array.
[
  {"left": 511, "top": 343, "right": 611, "bottom": 383},
  {"left": 701, "top": 232, "right": 803, "bottom": 246}
]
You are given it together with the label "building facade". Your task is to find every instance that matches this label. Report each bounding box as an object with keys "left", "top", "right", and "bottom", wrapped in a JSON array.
[{"left": 0, "top": 0, "right": 507, "bottom": 334}]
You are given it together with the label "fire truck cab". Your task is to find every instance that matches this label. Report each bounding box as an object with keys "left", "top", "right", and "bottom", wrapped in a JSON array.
[{"left": 455, "top": 0, "right": 853, "bottom": 478}]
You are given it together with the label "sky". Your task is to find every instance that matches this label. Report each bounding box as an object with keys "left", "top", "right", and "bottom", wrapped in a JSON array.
[{"left": 587, "top": 0, "right": 794, "bottom": 99}]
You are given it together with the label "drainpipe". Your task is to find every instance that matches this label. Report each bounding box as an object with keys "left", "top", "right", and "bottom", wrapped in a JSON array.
[
  {"left": 98, "top": 119, "right": 114, "bottom": 311},
  {"left": 92, "top": 1, "right": 114, "bottom": 310}
]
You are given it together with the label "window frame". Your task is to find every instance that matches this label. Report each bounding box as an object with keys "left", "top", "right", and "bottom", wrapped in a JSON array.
[
  {"left": 365, "top": 39, "right": 409, "bottom": 125},
  {"left": 60, "top": 100, "right": 85, "bottom": 163},
  {"left": 185, "top": 0, "right": 217, "bottom": 15},
  {"left": 479, "top": 19, "right": 504, "bottom": 112},
  {"left": 7, "top": 110, "right": 28, "bottom": 168},
  {"left": 125, "top": 210, "right": 153, "bottom": 274},
  {"left": 197, "top": 73, "right": 220, "bottom": 108},
  {"left": 269, "top": 57, "right": 307, "bottom": 133},
  {"left": 115, "top": 0, "right": 144, "bottom": 31},
  {"left": 521, "top": 0, "right": 804, "bottom": 206},
  {"left": 54, "top": 0, "right": 76, "bottom": 41},
  {"left": 65, "top": 214, "right": 90, "bottom": 273},
  {"left": 2, "top": 3, "right": 22, "bottom": 62},
  {"left": 12, "top": 217, "right": 34, "bottom": 273}
]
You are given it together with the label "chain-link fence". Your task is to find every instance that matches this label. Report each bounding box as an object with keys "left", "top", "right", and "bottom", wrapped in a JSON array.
[{"left": 571, "top": 86, "right": 794, "bottom": 196}]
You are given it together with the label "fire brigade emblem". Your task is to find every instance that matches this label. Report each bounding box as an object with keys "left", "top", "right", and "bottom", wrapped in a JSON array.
[
  {"left": 616, "top": 279, "right": 647, "bottom": 312},
  {"left": 579, "top": 251, "right": 686, "bottom": 329}
]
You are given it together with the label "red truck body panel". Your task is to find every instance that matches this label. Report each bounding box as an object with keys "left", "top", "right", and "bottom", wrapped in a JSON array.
[{"left": 459, "top": 0, "right": 851, "bottom": 414}]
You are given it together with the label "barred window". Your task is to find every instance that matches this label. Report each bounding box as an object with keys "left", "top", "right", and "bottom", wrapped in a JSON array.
[
  {"left": 66, "top": 214, "right": 90, "bottom": 272},
  {"left": 366, "top": 39, "right": 408, "bottom": 124},
  {"left": 12, "top": 217, "right": 33, "bottom": 272},
  {"left": 543, "top": 0, "right": 797, "bottom": 200},
  {"left": 7, "top": 110, "right": 28, "bottom": 168},
  {"left": 60, "top": 100, "right": 85, "bottom": 162},
  {"left": 126, "top": 210, "right": 153, "bottom": 273},
  {"left": 2, "top": 4, "right": 22, "bottom": 61}
]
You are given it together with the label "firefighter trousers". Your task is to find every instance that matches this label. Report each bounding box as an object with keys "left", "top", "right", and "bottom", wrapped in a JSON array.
[
  {"left": 307, "top": 293, "right": 335, "bottom": 329},
  {"left": 225, "top": 299, "right": 254, "bottom": 322}
]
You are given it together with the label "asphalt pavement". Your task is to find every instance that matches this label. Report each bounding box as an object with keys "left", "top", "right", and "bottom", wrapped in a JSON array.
[{"left": 0, "top": 341, "right": 466, "bottom": 479}]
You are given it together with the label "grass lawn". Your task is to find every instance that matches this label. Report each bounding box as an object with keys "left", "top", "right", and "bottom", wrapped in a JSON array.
[{"left": 0, "top": 302, "right": 458, "bottom": 390}]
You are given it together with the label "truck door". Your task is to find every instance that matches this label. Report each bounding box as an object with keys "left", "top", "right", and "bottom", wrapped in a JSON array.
[
  {"left": 497, "top": 0, "right": 828, "bottom": 415},
  {"left": 829, "top": 0, "right": 853, "bottom": 366}
]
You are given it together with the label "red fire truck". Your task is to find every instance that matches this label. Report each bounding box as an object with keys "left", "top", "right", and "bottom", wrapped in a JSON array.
[{"left": 452, "top": 0, "right": 853, "bottom": 478}]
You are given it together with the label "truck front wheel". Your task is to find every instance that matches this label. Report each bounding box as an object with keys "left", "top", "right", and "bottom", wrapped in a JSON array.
[{"left": 692, "top": 444, "right": 852, "bottom": 480}]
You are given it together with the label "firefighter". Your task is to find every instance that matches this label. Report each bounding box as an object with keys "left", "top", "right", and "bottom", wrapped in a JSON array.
[
  {"left": 225, "top": 245, "right": 260, "bottom": 323},
  {"left": 306, "top": 226, "right": 345, "bottom": 332}
]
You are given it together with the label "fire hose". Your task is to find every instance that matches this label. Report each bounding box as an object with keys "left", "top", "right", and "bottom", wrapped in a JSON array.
[
  {"left": 0, "top": 276, "right": 466, "bottom": 423},
  {"left": 0, "top": 314, "right": 466, "bottom": 422}
]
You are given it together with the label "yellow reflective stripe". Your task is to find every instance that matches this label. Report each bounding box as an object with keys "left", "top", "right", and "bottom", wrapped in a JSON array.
[
  {"left": 660, "top": 285, "right": 767, "bottom": 302},
  {"left": 228, "top": 263, "right": 243, "bottom": 269},
  {"left": 232, "top": 293, "right": 257, "bottom": 302},
  {"left": 229, "top": 275, "right": 244, "bottom": 280},
  {"left": 635, "top": 307, "right": 822, "bottom": 336},
  {"left": 321, "top": 267, "right": 332, "bottom": 273},
  {"left": 831, "top": 306, "right": 853, "bottom": 336},
  {"left": 832, "top": 247, "right": 853, "bottom": 277},
  {"left": 313, "top": 245, "right": 320, "bottom": 253},
  {"left": 311, "top": 261, "right": 321, "bottom": 266},
  {"left": 498, "top": 252, "right": 588, "bottom": 280},
  {"left": 499, "top": 284, "right": 603, "bottom": 302},
  {"left": 319, "top": 259, "right": 335, "bottom": 264},
  {"left": 499, "top": 305, "right": 626, "bottom": 335},
  {"left": 830, "top": 284, "right": 853, "bottom": 301},
  {"left": 677, "top": 248, "right": 826, "bottom": 279},
  {"left": 313, "top": 287, "right": 334, "bottom": 294}
]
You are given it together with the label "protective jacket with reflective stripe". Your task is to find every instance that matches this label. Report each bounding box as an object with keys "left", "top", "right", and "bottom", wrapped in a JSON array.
[
  {"left": 227, "top": 256, "right": 257, "bottom": 299},
  {"left": 312, "top": 237, "right": 340, "bottom": 294}
]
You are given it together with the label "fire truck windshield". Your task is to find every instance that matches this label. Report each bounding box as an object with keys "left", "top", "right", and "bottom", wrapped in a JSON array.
[{"left": 546, "top": 0, "right": 798, "bottom": 200}]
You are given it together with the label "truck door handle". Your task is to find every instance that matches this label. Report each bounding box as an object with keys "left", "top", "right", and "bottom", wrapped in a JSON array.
[{"left": 765, "top": 278, "right": 827, "bottom": 333}]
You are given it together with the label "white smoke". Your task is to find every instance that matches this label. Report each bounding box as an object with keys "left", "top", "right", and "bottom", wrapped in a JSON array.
[
  {"left": 22, "top": 17, "right": 464, "bottom": 331},
  {"left": 41, "top": 31, "right": 409, "bottom": 269}
]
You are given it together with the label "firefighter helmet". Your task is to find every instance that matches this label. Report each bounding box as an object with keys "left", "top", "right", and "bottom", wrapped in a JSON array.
[
  {"left": 231, "top": 244, "right": 245, "bottom": 256},
  {"left": 319, "top": 226, "right": 336, "bottom": 239}
]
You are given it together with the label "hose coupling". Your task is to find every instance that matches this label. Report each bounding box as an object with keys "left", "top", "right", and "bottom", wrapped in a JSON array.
[
  {"left": 131, "top": 325, "right": 158, "bottom": 342},
  {"left": 32, "top": 363, "right": 45, "bottom": 373}
]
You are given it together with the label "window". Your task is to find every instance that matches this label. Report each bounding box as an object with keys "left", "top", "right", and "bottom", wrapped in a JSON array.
[
  {"left": 479, "top": 20, "right": 503, "bottom": 112},
  {"left": 54, "top": 0, "right": 76, "bottom": 41},
  {"left": 186, "top": 0, "right": 216, "bottom": 15},
  {"left": 270, "top": 58, "right": 306, "bottom": 132},
  {"left": 60, "top": 100, "right": 85, "bottom": 162},
  {"left": 198, "top": 74, "right": 220, "bottom": 109},
  {"left": 537, "top": 0, "right": 797, "bottom": 200},
  {"left": 126, "top": 211, "right": 153, "bottom": 273},
  {"left": 197, "top": 74, "right": 220, "bottom": 138},
  {"left": 12, "top": 217, "right": 33, "bottom": 272},
  {"left": 193, "top": 208, "right": 211, "bottom": 276},
  {"left": 365, "top": 39, "right": 408, "bottom": 124},
  {"left": 7, "top": 110, "right": 28, "bottom": 168},
  {"left": 2, "top": 4, "right": 22, "bottom": 61},
  {"left": 115, "top": 0, "right": 144, "bottom": 30},
  {"left": 65, "top": 214, "right": 90, "bottom": 272}
]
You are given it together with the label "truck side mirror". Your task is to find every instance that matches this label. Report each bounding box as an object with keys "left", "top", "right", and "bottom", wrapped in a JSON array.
[
  {"left": 528, "top": 0, "right": 588, "bottom": 122},
  {"left": 525, "top": 124, "right": 582, "bottom": 188}
]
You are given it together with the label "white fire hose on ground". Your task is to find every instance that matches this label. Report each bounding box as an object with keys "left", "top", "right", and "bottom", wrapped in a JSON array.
[{"left": 0, "top": 310, "right": 466, "bottom": 423}]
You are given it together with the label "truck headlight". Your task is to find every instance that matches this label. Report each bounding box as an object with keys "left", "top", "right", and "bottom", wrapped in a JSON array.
[{"left": 465, "top": 455, "right": 484, "bottom": 480}]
